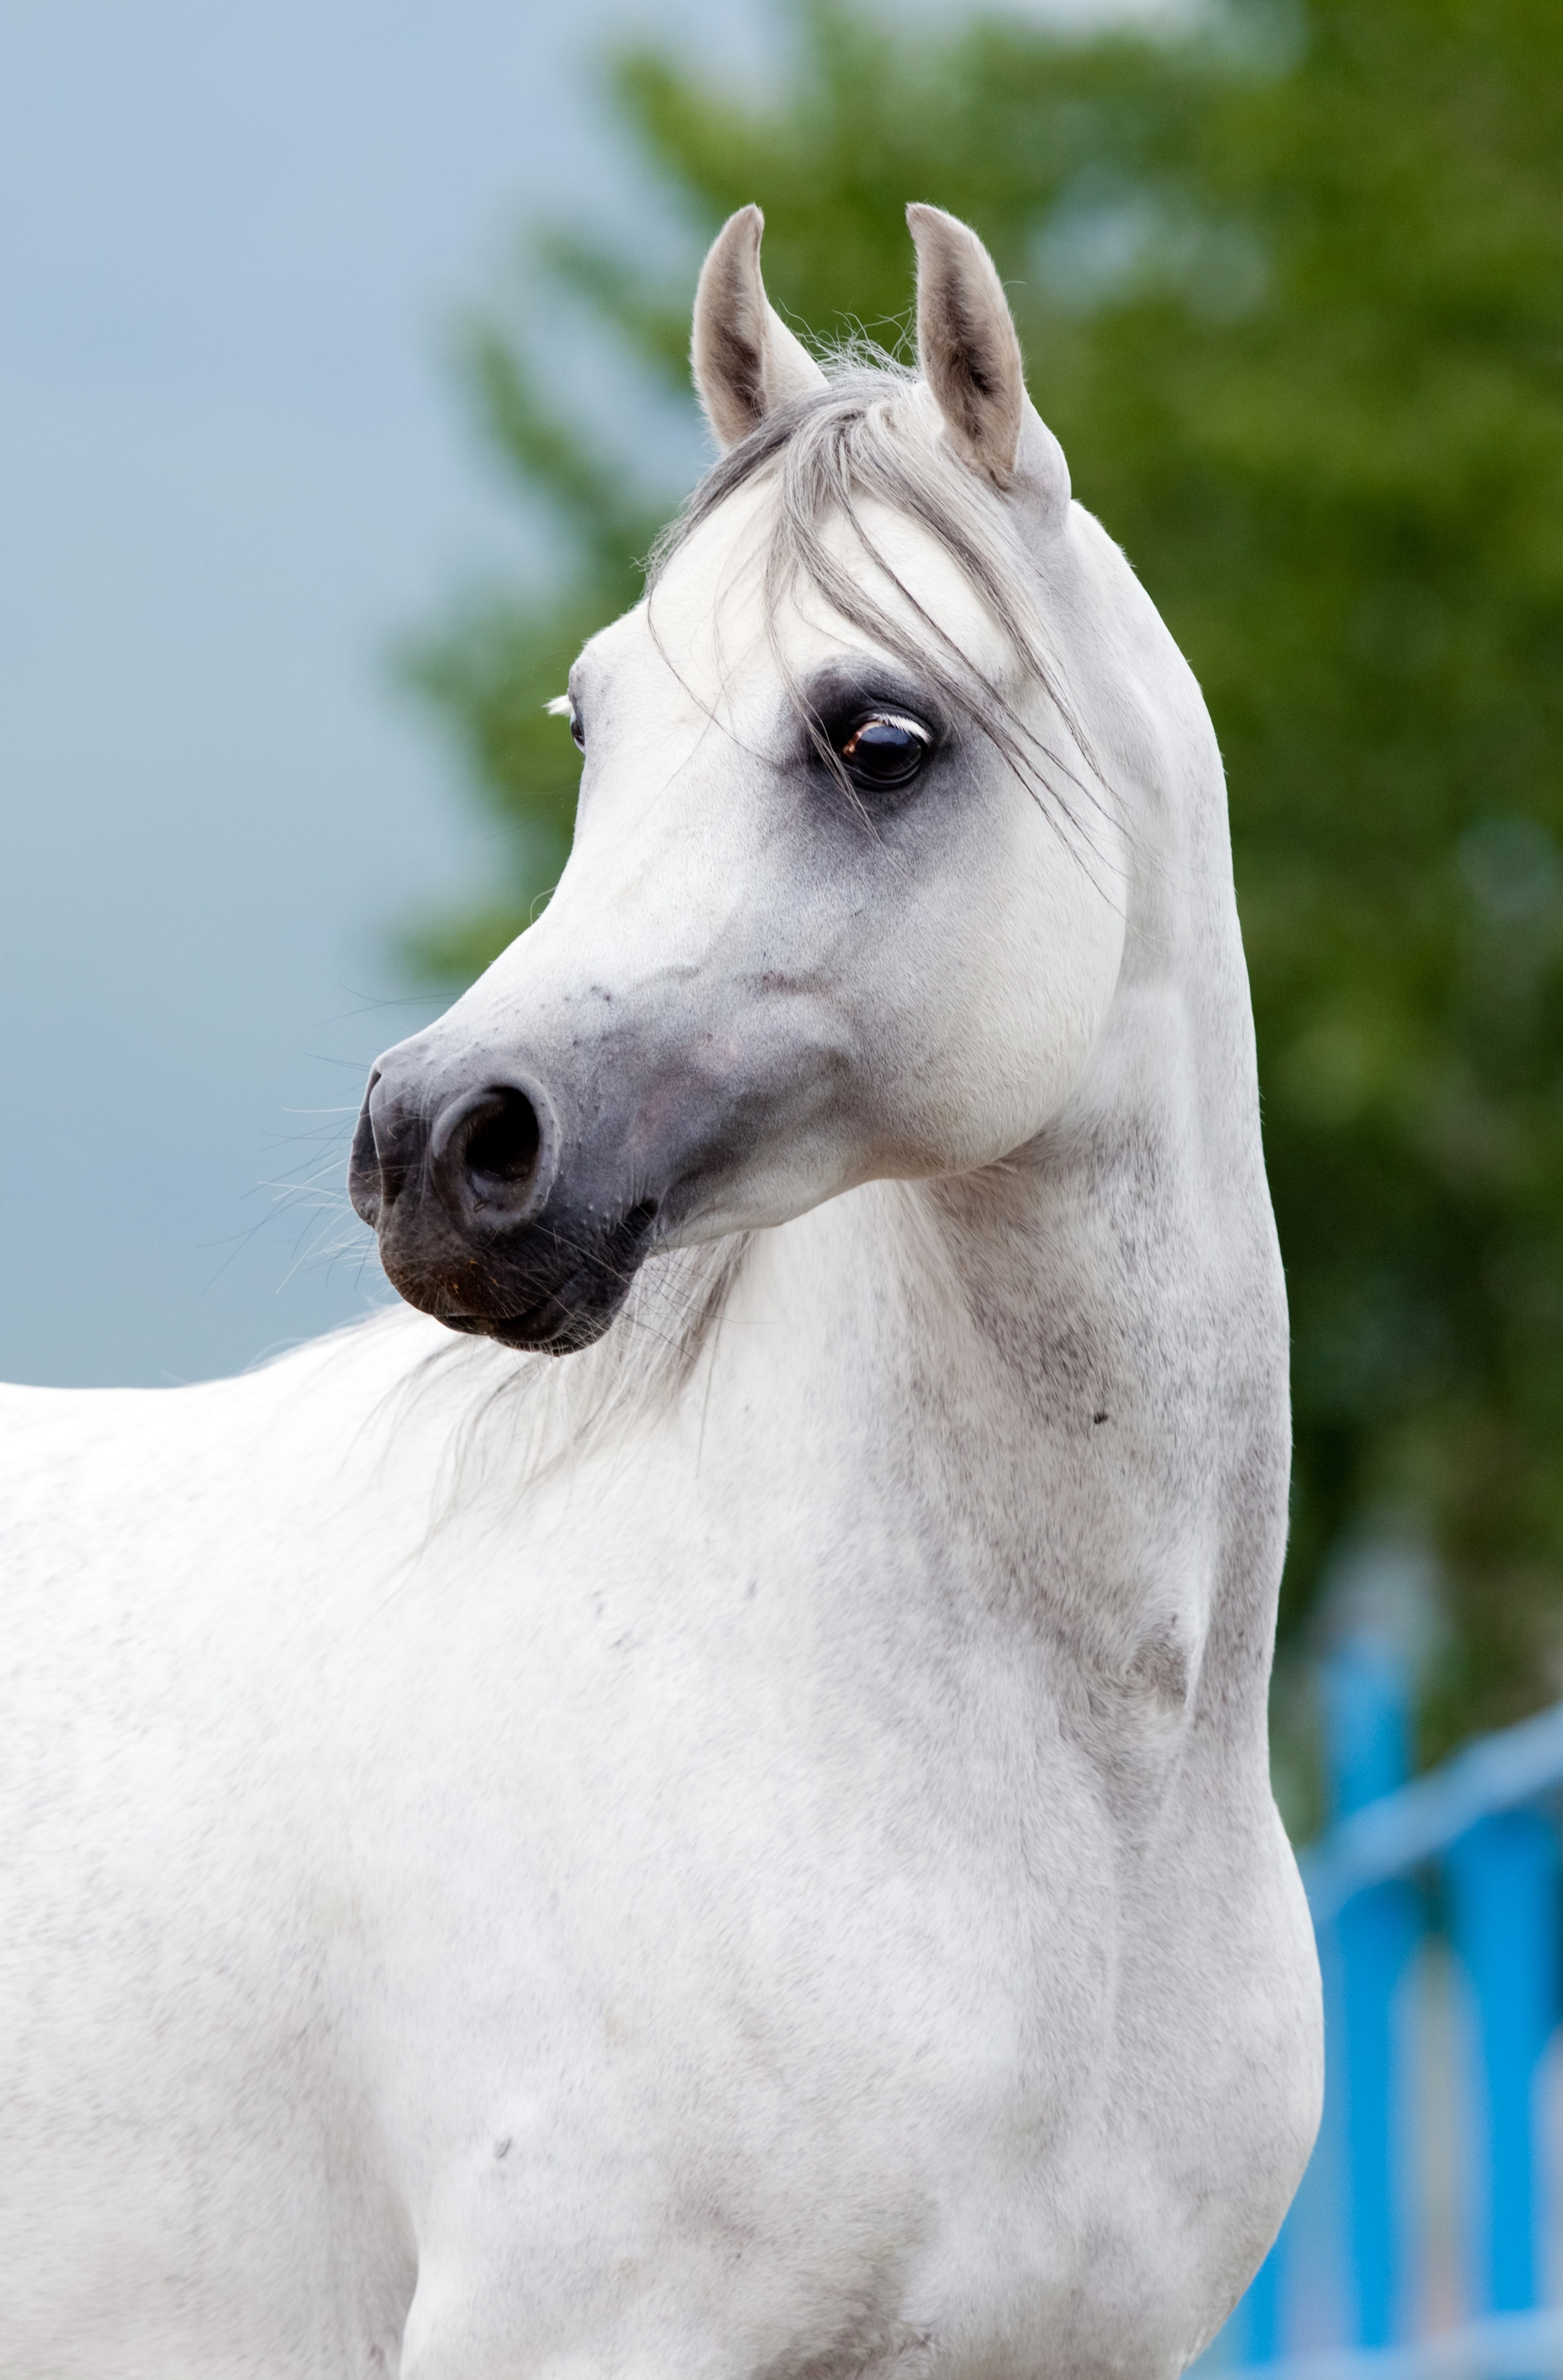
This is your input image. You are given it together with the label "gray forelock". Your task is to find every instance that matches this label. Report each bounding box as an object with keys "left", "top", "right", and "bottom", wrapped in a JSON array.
[{"left": 649, "top": 356, "right": 1104, "bottom": 845}]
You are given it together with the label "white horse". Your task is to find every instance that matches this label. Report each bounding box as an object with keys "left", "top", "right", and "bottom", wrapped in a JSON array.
[{"left": 0, "top": 206, "right": 1320, "bottom": 2379}]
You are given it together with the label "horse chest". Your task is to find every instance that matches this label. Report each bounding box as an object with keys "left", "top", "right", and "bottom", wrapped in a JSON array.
[{"left": 337, "top": 1521, "right": 1286, "bottom": 2380}]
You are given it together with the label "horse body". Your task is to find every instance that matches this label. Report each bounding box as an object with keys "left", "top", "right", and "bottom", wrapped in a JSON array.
[{"left": 0, "top": 208, "right": 1321, "bottom": 2379}]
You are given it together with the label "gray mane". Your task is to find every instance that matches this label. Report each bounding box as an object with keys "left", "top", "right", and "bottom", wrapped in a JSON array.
[{"left": 369, "top": 1233, "right": 754, "bottom": 1517}]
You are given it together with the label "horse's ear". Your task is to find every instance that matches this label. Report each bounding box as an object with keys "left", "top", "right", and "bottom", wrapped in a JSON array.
[
  {"left": 691, "top": 206, "right": 827, "bottom": 452},
  {"left": 907, "top": 204, "right": 1028, "bottom": 486}
]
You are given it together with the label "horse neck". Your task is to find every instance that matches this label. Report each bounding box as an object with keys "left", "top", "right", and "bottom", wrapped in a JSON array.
[{"left": 720, "top": 788, "right": 1287, "bottom": 1735}]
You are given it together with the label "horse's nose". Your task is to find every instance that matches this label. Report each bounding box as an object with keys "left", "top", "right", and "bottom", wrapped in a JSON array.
[{"left": 348, "top": 1068, "right": 555, "bottom": 1234}]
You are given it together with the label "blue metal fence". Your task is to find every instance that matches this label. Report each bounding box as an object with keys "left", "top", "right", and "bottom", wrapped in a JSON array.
[{"left": 1212, "top": 1636, "right": 1563, "bottom": 2380}]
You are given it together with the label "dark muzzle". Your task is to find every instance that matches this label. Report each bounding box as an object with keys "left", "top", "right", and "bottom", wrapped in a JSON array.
[{"left": 349, "top": 1063, "right": 657, "bottom": 1354}]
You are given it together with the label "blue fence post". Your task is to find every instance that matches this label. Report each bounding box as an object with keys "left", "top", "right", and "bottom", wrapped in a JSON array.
[
  {"left": 1446, "top": 1810, "right": 1562, "bottom": 2315},
  {"left": 1323, "top": 1631, "right": 1422, "bottom": 2349}
]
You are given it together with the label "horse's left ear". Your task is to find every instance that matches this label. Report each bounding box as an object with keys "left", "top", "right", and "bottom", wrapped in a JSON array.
[{"left": 907, "top": 204, "right": 1069, "bottom": 521}]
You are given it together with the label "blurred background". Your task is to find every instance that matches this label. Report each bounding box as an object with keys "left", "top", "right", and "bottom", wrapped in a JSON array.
[
  {"left": 11, "top": 0, "right": 1559, "bottom": 1758},
  {"left": 4, "top": 0, "right": 1563, "bottom": 2355},
  {"left": 0, "top": 0, "right": 776, "bottom": 1395}
]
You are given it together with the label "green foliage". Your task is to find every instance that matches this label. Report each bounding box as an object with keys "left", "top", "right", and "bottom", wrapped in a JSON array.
[{"left": 405, "top": 0, "right": 1563, "bottom": 1750}]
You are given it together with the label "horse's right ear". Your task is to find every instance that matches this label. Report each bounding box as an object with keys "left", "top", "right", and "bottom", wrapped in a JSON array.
[{"left": 691, "top": 207, "right": 827, "bottom": 452}]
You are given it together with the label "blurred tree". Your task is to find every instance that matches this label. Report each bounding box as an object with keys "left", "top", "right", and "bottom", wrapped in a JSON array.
[{"left": 404, "top": 0, "right": 1563, "bottom": 1758}]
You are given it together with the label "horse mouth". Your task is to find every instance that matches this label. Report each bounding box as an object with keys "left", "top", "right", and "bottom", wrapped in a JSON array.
[
  {"left": 435, "top": 1289, "right": 619, "bottom": 1356},
  {"left": 395, "top": 1197, "right": 665, "bottom": 1358}
]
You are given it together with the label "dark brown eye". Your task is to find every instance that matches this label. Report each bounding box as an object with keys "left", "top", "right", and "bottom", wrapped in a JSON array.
[
  {"left": 569, "top": 706, "right": 586, "bottom": 754},
  {"left": 839, "top": 713, "right": 930, "bottom": 788}
]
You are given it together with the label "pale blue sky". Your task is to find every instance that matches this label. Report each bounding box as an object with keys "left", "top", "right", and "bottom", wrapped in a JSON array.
[
  {"left": 0, "top": 0, "right": 767, "bottom": 1385},
  {"left": 0, "top": 0, "right": 1134, "bottom": 1387}
]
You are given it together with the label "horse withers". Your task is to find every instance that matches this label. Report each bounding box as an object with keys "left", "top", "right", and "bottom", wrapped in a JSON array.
[{"left": 0, "top": 206, "right": 1321, "bottom": 2380}]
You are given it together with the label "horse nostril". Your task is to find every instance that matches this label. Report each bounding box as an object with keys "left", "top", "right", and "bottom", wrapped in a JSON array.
[
  {"left": 431, "top": 1083, "right": 549, "bottom": 1226},
  {"left": 465, "top": 1090, "right": 541, "bottom": 1193}
]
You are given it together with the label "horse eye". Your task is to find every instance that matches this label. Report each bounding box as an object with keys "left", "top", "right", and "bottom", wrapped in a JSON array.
[
  {"left": 570, "top": 707, "right": 586, "bottom": 754},
  {"left": 839, "top": 713, "right": 930, "bottom": 788}
]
